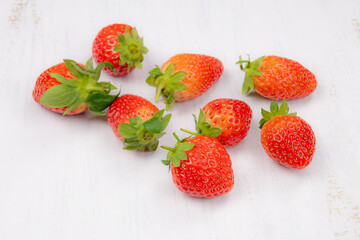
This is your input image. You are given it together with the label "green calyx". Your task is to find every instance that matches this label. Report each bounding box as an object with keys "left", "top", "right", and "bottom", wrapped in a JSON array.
[
  {"left": 259, "top": 99, "right": 297, "bottom": 129},
  {"left": 236, "top": 55, "right": 265, "bottom": 95},
  {"left": 180, "top": 109, "right": 221, "bottom": 138},
  {"left": 146, "top": 63, "right": 187, "bottom": 110},
  {"left": 118, "top": 109, "right": 171, "bottom": 151},
  {"left": 40, "top": 58, "right": 119, "bottom": 115},
  {"left": 161, "top": 133, "right": 195, "bottom": 169},
  {"left": 113, "top": 26, "right": 148, "bottom": 71}
]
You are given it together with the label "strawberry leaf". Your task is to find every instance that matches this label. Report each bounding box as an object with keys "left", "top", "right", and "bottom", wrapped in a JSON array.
[
  {"left": 165, "top": 91, "right": 175, "bottom": 111},
  {"left": 85, "top": 58, "right": 94, "bottom": 70},
  {"left": 134, "top": 61, "right": 142, "bottom": 69},
  {"left": 170, "top": 71, "right": 187, "bottom": 83},
  {"left": 95, "top": 62, "right": 115, "bottom": 78},
  {"left": 131, "top": 28, "right": 138, "bottom": 39},
  {"left": 118, "top": 109, "right": 171, "bottom": 151},
  {"left": 148, "top": 140, "right": 159, "bottom": 151},
  {"left": 40, "top": 85, "right": 78, "bottom": 108},
  {"left": 113, "top": 26, "right": 148, "bottom": 70},
  {"left": 172, "top": 82, "right": 187, "bottom": 91},
  {"left": 160, "top": 114, "right": 171, "bottom": 132},
  {"left": 63, "top": 97, "right": 82, "bottom": 115},
  {"left": 48, "top": 73, "right": 79, "bottom": 87},
  {"left": 129, "top": 116, "right": 143, "bottom": 128},
  {"left": 259, "top": 99, "right": 297, "bottom": 128},
  {"left": 98, "top": 82, "right": 117, "bottom": 93},
  {"left": 143, "top": 117, "right": 162, "bottom": 133},
  {"left": 41, "top": 58, "right": 118, "bottom": 115},
  {"left": 270, "top": 101, "right": 279, "bottom": 113},
  {"left": 118, "top": 123, "right": 138, "bottom": 138},
  {"left": 161, "top": 134, "right": 195, "bottom": 168},
  {"left": 146, "top": 75, "right": 156, "bottom": 86},
  {"left": 117, "top": 34, "right": 125, "bottom": 43},
  {"left": 123, "top": 143, "right": 141, "bottom": 151},
  {"left": 153, "top": 109, "right": 165, "bottom": 119},
  {"left": 89, "top": 109, "right": 106, "bottom": 116},
  {"left": 237, "top": 55, "right": 265, "bottom": 95},
  {"left": 87, "top": 90, "right": 120, "bottom": 113},
  {"left": 149, "top": 66, "right": 162, "bottom": 76},
  {"left": 177, "top": 142, "right": 195, "bottom": 151},
  {"left": 181, "top": 109, "right": 221, "bottom": 138},
  {"left": 164, "top": 63, "right": 175, "bottom": 78},
  {"left": 63, "top": 59, "right": 84, "bottom": 78},
  {"left": 161, "top": 159, "right": 170, "bottom": 166}
]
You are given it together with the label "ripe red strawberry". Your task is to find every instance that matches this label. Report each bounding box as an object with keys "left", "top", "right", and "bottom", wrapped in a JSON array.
[
  {"left": 107, "top": 94, "right": 171, "bottom": 151},
  {"left": 237, "top": 55, "right": 317, "bottom": 100},
  {"left": 260, "top": 99, "right": 316, "bottom": 169},
  {"left": 162, "top": 134, "right": 234, "bottom": 198},
  {"left": 181, "top": 98, "right": 252, "bottom": 147},
  {"left": 33, "top": 58, "right": 118, "bottom": 115},
  {"left": 92, "top": 23, "right": 148, "bottom": 76},
  {"left": 146, "top": 54, "right": 223, "bottom": 109}
]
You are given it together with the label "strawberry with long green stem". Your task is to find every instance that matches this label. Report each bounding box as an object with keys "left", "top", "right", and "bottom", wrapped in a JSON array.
[
  {"left": 237, "top": 55, "right": 317, "bottom": 100},
  {"left": 146, "top": 54, "right": 223, "bottom": 110},
  {"left": 180, "top": 98, "right": 252, "bottom": 147},
  {"left": 33, "top": 58, "right": 119, "bottom": 115}
]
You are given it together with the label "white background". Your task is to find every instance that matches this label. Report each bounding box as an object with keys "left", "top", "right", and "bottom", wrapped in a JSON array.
[{"left": 1, "top": 0, "right": 360, "bottom": 239}]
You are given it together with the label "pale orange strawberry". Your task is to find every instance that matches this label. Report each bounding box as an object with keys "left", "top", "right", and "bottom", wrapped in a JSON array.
[
  {"left": 237, "top": 55, "right": 317, "bottom": 100},
  {"left": 146, "top": 54, "right": 223, "bottom": 109}
]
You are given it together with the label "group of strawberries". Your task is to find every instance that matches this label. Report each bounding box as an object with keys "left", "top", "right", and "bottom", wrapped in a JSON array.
[{"left": 32, "top": 23, "right": 317, "bottom": 198}]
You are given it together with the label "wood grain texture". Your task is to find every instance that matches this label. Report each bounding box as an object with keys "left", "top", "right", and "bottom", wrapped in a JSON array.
[{"left": 0, "top": 0, "right": 360, "bottom": 239}]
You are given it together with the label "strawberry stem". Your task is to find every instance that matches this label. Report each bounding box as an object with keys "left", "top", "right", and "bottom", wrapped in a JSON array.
[
  {"left": 155, "top": 81, "right": 165, "bottom": 103},
  {"left": 236, "top": 55, "right": 265, "bottom": 95},
  {"left": 40, "top": 58, "right": 118, "bottom": 115},
  {"left": 161, "top": 146, "right": 176, "bottom": 152},
  {"left": 146, "top": 64, "right": 187, "bottom": 110},
  {"left": 113, "top": 26, "right": 148, "bottom": 70},
  {"left": 180, "top": 128, "right": 201, "bottom": 136},
  {"left": 259, "top": 99, "right": 297, "bottom": 128}
]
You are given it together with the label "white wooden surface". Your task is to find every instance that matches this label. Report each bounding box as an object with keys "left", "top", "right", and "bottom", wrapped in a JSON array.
[{"left": 1, "top": 0, "right": 360, "bottom": 239}]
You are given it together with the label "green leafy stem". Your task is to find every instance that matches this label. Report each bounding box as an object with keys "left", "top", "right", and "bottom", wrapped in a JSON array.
[
  {"left": 146, "top": 63, "right": 187, "bottom": 110},
  {"left": 40, "top": 58, "right": 119, "bottom": 115},
  {"left": 118, "top": 109, "right": 171, "bottom": 151}
]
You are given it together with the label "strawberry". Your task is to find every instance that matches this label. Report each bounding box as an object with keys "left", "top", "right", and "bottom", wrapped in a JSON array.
[
  {"left": 33, "top": 58, "right": 119, "bottom": 115},
  {"left": 161, "top": 134, "right": 234, "bottom": 198},
  {"left": 146, "top": 54, "right": 223, "bottom": 110},
  {"left": 260, "top": 99, "right": 316, "bottom": 169},
  {"left": 181, "top": 98, "right": 252, "bottom": 147},
  {"left": 237, "top": 55, "right": 317, "bottom": 100},
  {"left": 107, "top": 94, "right": 171, "bottom": 151},
  {"left": 92, "top": 24, "right": 148, "bottom": 76}
]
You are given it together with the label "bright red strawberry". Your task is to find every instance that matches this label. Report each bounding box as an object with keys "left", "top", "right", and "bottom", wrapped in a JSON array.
[
  {"left": 162, "top": 134, "right": 234, "bottom": 198},
  {"left": 33, "top": 58, "right": 118, "bottom": 115},
  {"left": 92, "top": 23, "right": 148, "bottom": 76},
  {"left": 237, "top": 55, "right": 317, "bottom": 100},
  {"left": 182, "top": 98, "right": 252, "bottom": 147},
  {"left": 146, "top": 54, "right": 223, "bottom": 109},
  {"left": 107, "top": 94, "right": 171, "bottom": 151},
  {"left": 260, "top": 99, "right": 316, "bottom": 169}
]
